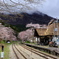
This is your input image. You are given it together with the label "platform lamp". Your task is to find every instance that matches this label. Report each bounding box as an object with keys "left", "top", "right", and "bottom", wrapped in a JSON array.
[{"left": 31, "top": 26, "right": 35, "bottom": 43}]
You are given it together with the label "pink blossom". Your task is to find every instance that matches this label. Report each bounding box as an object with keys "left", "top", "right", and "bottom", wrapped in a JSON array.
[
  {"left": 18, "top": 29, "right": 34, "bottom": 41},
  {"left": 0, "top": 25, "right": 17, "bottom": 41}
]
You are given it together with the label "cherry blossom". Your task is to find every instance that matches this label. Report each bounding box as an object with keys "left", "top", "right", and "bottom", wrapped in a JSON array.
[{"left": 0, "top": 24, "right": 17, "bottom": 41}]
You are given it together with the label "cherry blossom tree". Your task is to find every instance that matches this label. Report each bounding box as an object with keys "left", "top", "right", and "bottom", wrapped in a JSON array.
[
  {"left": 18, "top": 31, "right": 28, "bottom": 42},
  {"left": 26, "top": 23, "right": 47, "bottom": 28},
  {"left": 0, "top": 24, "right": 17, "bottom": 41},
  {"left": 18, "top": 28, "right": 34, "bottom": 42}
]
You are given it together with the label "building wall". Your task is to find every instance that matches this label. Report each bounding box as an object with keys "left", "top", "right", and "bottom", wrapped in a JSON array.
[{"left": 45, "top": 23, "right": 59, "bottom": 35}]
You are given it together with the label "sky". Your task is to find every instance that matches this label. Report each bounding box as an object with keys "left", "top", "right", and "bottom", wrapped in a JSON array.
[
  {"left": 39, "top": 0, "right": 59, "bottom": 19},
  {"left": 0, "top": 0, "right": 59, "bottom": 18}
]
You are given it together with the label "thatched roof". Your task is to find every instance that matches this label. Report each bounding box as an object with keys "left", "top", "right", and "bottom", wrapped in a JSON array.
[
  {"left": 45, "top": 23, "right": 59, "bottom": 35},
  {"left": 36, "top": 22, "right": 59, "bottom": 36},
  {"left": 36, "top": 28, "right": 47, "bottom": 36}
]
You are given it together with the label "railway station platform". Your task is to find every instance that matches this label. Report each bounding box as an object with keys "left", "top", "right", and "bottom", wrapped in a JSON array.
[{"left": 25, "top": 43, "right": 59, "bottom": 56}]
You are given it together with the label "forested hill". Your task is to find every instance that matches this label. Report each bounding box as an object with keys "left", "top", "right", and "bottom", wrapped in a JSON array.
[
  {"left": 0, "top": 12, "right": 55, "bottom": 25},
  {"left": 0, "top": 12, "right": 55, "bottom": 32}
]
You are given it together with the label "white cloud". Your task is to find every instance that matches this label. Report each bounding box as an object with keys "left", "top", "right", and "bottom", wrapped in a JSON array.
[{"left": 39, "top": 0, "right": 59, "bottom": 18}]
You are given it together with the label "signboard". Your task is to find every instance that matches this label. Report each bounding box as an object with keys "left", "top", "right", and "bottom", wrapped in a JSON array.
[
  {"left": 52, "top": 37, "right": 57, "bottom": 41},
  {"left": 54, "top": 28, "right": 58, "bottom": 31}
]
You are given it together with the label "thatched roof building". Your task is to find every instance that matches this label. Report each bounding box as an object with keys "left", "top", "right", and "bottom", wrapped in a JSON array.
[
  {"left": 35, "top": 19, "right": 59, "bottom": 36},
  {"left": 36, "top": 28, "right": 47, "bottom": 36},
  {"left": 45, "top": 22, "right": 59, "bottom": 36}
]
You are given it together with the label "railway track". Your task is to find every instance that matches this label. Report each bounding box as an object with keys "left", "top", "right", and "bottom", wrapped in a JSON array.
[
  {"left": 19, "top": 44, "right": 58, "bottom": 59},
  {"left": 14, "top": 44, "right": 41, "bottom": 59},
  {"left": 12, "top": 44, "right": 58, "bottom": 59},
  {"left": 12, "top": 44, "right": 19, "bottom": 59},
  {"left": 12, "top": 44, "right": 27, "bottom": 59}
]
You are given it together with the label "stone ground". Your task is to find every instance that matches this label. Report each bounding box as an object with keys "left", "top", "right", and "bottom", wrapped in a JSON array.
[{"left": 9, "top": 45, "right": 17, "bottom": 59}]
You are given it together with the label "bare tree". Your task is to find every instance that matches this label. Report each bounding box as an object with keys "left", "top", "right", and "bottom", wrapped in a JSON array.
[{"left": 0, "top": 0, "right": 44, "bottom": 14}]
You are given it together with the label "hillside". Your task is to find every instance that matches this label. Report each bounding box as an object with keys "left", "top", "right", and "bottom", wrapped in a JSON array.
[
  {"left": 0, "top": 12, "right": 55, "bottom": 25},
  {"left": 0, "top": 12, "right": 55, "bottom": 32}
]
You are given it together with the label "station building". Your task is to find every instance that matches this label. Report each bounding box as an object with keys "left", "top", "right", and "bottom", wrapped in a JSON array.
[{"left": 34, "top": 19, "right": 59, "bottom": 45}]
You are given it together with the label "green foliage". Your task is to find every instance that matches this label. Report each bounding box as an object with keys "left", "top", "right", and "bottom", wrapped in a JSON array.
[
  {"left": 4, "top": 44, "right": 10, "bottom": 59},
  {"left": 0, "top": 13, "right": 29, "bottom": 33},
  {"left": 9, "top": 24, "right": 28, "bottom": 33},
  {"left": 25, "top": 41, "right": 30, "bottom": 43},
  {"left": 4, "top": 24, "right": 10, "bottom": 27},
  {"left": 0, "top": 20, "right": 28, "bottom": 33},
  {"left": 0, "top": 40, "right": 16, "bottom": 44},
  {"left": 0, "top": 20, "right": 5, "bottom": 25},
  {"left": 0, "top": 40, "right": 5, "bottom": 44}
]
